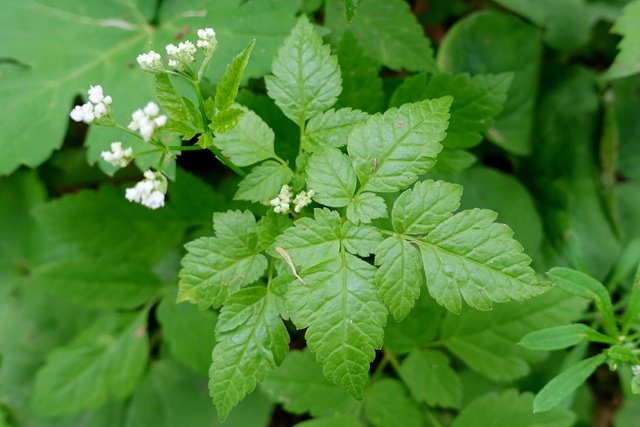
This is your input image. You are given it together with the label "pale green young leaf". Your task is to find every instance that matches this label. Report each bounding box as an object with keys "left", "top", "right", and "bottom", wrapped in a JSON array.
[
  {"left": 548, "top": 267, "right": 618, "bottom": 336},
  {"left": 344, "top": 0, "right": 364, "bottom": 23},
  {"left": 534, "top": 354, "right": 607, "bottom": 413},
  {"left": 392, "top": 180, "right": 463, "bottom": 235},
  {"left": 375, "top": 236, "right": 423, "bottom": 321},
  {"left": 214, "top": 108, "right": 278, "bottom": 167},
  {"left": 399, "top": 349, "right": 462, "bottom": 408},
  {"left": 603, "top": 1, "right": 640, "bottom": 80},
  {"left": 420, "top": 208, "right": 539, "bottom": 314},
  {"left": 519, "top": 324, "right": 616, "bottom": 351},
  {"left": 30, "top": 258, "right": 161, "bottom": 310},
  {"left": 304, "top": 108, "right": 369, "bottom": 151},
  {"left": 31, "top": 312, "right": 148, "bottom": 417},
  {"left": 210, "top": 287, "right": 289, "bottom": 421},
  {"left": 236, "top": 161, "right": 294, "bottom": 203},
  {"left": 307, "top": 147, "right": 357, "bottom": 207},
  {"left": 209, "top": 108, "right": 244, "bottom": 134},
  {"left": 454, "top": 389, "right": 576, "bottom": 427},
  {"left": 257, "top": 210, "right": 294, "bottom": 250},
  {"left": 157, "top": 287, "right": 218, "bottom": 375},
  {"left": 287, "top": 254, "right": 387, "bottom": 399},
  {"left": 342, "top": 221, "right": 384, "bottom": 257},
  {"left": 364, "top": 379, "right": 422, "bottom": 427},
  {"left": 178, "top": 210, "right": 267, "bottom": 309},
  {"left": 265, "top": 15, "right": 342, "bottom": 127},
  {"left": 348, "top": 98, "right": 450, "bottom": 193},
  {"left": 389, "top": 73, "right": 512, "bottom": 149},
  {"left": 346, "top": 192, "right": 388, "bottom": 224},
  {"left": 216, "top": 40, "right": 255, "bottom": 111},
  {"left": 325, "top": 0, "right": 437, "bottom": 73},
  {"left": 155, "top": 74, "right": 190, "bottom": 122},
  {"left": 260, "top": 349, "right": 356, "bottom": 417},
  {"left": 440, "top": 290, "right": 588, "bottom": 381},
  {"left": 271, "top": 208, "right": 342, "bottom": 270},
  {"left": 607, "top": 345, "right": 640, "bottom": 364}
]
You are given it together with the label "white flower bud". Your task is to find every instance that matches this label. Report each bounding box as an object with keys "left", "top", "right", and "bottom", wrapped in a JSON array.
[{"left": 88, "top": 85, "right": 104, "bottom": 104}]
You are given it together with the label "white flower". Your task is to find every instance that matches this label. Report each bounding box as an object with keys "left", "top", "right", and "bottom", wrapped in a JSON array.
[
  {"left": 70, "top": 85, "right": 113, "bottom": 124},
  {"left": 293, "top": 189, "right": 315, "bottom": 213},
  {"left": 197, "top": 28, "right": 218, "bottom": 54},
  {"left": 101, "top": 141, "right": 133, "bottom": 168},
  {"left": 94, "top": 102, "right": 107, "bottom": 119},
  {"left": 70, "top": 102, "right": 95, "bottom": 123},
  {"left": 270, "top": 185, "right": 294, "bottom": 214},
  {"left": 88, "top": 85, "right": 104, "bottom": 104},
  {"left": 136, "top": 50, "right": 164, "bottom": 74},
  {"left": 143, "top": 101, "right": 159, "bottom": 117},
  {"left": 165, "top": 41, "right": 197, "bottom": 70},
  {"left": 125, "top": 170, "right": 167, "bottom": 209},
  {"left": 128, "top": 102, "right": 167, "bottom": 141}
]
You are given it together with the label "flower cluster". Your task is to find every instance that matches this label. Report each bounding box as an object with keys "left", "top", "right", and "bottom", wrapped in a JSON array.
[
  {"left": 100, "top": 142, "right": 133, "bottom": 168},
  {"left": 136, "top": 50, "right": 164, "bottom": 74},
  {"left": 166, "top": 41, "right": 197, "bottom": 70},
  {"left": 270, "top": 185, "right": 315, "bottom": 214},
  {"left": 125, "top": 170, "right": 168, "bottom": 210},
  {"left": 197, "top": 28, "right": 218, "bottom": 55},
  {"left": 128, "top": 102, "right": 167, "bottom": 141},
  {"left": 69, "top": 85, "right": 113, "bottom": 124}
]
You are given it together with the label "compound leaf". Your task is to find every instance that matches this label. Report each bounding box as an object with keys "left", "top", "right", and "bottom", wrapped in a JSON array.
[
  {"left": 235, "top": 161, "right": 294, "bottom": 203},
  {"left": 346, "top": 192, "right": 388, "bottom": 224},
  {"left": 348, "top": 98, "right": 450, "bottom": 193},
  {"left": 307, "top": 147, "right": 357, "bottom": 208},
  {"left": 304, "top": 108, "right": 369, "bottom": 151},
  {"left": 210, "top": 286, "right": 289, "bottom": 421},
  {"left": 342, "top": 221, "right": 384, "bottom": 258},
  {"left": 265, "top": 15, "right": 341, "bottom": 127}
]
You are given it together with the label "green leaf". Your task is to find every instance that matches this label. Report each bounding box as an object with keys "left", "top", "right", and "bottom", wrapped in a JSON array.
[
  {"left": 342, "top": 221, "right": 384, "bottom": 258},
  {"left": 344, "top": 0, "right": 364, "bottom": 23},
  {"left": 209, "top": 107, "right": 244, "bottom": 134},
  {"left": 157, "top": 286, "right": 218, "bottom": 375},
  {"left": 260, "top": 349, "right": 356, "bottom": 416},
  {"left": 399, "top": 349, "right": 462, "bottom": 408},
  {"left": 216, "top": 40, "right": 255, "bottom": 112},
  {"left": 257, "top": 210, "right": 294, "bottom": 251},
  {"left": 389, "top": 73, "right": 513, "bottom": 149},
  {"left": 440, "top": 290, "right": 588, "bottom": 381},
  {"left": 30, "top": 258, "right": 162, "bottom": 310},
  {"left": 168, "top": 168, "right": 227, "bottom": 225},
  {"left": 438, "top": 11, "right": 542, "bottom": 155},
  {"left": 533, "top": 354, "right": 607, "bottom": 413},
  {"left": 607, "top": 345, "right": 640, "bottom": 364},
  {"left": 210, "top": 286, "right": 289, "bottom": 420},
  {"left": 295, "top": 414, "right": 363, "bottom": 427},
  {"left": 304, "top": 108, "right": 369, "bottom": 151},
  {"left": 603, "top": 1, "right": 640, "bottom": 80},
  {"left": 272, "top": 208, "right": 342, "bottom": 270},
  {"left": 334, "top": 31, "right": 384, "bottom": 113},
  {"left": 307, "top": 147, "right": 357, "bottom": 207},
  {"left": 155, "top": 73, "right": 190, "bottom": 122},
  {"left": 214, "top": 107, "right": 278, "bottom": 167},
  {"left": 31, "top": 312, "right": 148, "bottom": 417},
  {"left": 622, "top": 281, "right": 640, "bottom": 335},
  {"left": 325, "top": 0, "right": 437, "bottom": 73},
  {"left": 235, "top": 161, "right": 294, "bottom": 203},
  {"left": 419, "top": 208, "right": 539, "bottom": 314},
  {"left": 384, "top": 293, "right": 444, "bottom": 354},
  {"left": 346, "top": 192, "right": 388, "bottom": 224},
  {"left": 265, "top": 14, "right": 342, "bottom": 127},
  {"left": 548, "top": 267, "right": 619, "bottom": 337},
  {"left": 392, "top": 180, "right": 463, "bottom": 235},
  {"left": 519, "top": 324, "right": 616, "bottom": 351},
  {"left": 348, "top": 98, "right": 450, "bottom": 193},
  {"left": 178, "top": 210, "right": 267, "bottom": 309},
  {"left": 364, "top": 379, "right": 422, "bottom": 427},
  {"left": 429, "top": 148, "right": 477, "bottom": 174},
  {"left": 375, "top": 236, "right": 423, "bottom": 321},
  {"left": 287, "top": 254, "right": 387, "bottom": 399},
  {"left": 454, "top": 389, "right": 576, "bottom": 427}
]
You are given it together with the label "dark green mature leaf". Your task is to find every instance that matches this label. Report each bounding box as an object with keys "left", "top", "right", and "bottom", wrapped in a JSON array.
[
  {"left": 178, "top": 210, "right": 267, "bottom": 309},
  {"left": 375, "top": 236, "right": 423, "bottom": 321},
  {"left": 399, "top": 349, "right": 462, "bottom": 408},
  {"left": 265, "top": 14, "right": 341, "bottom": 127},
  {"left": 384, "top": 293, "right": 444, "bottom": 354},
  {"left": 440, "top": 290, "right": 588, "bottom": 381},
  {"left": 31, "top": 312, "right": 148, "bottom": 416},
  {"left": 260, "top": 349, "right": 356, "bottom": 416},
  {"left": 325, "top": 0, "right": 438, "bottom": 73},
  {"left": 614, "top": 76, "right": 640, "bottom": 181},
  {"left": 454, "top": 389, "right": 576, "bottom": 427},
  {"left": 534, "top": 354, "right": 608, "bottom": 413},
  {"left": 344, "top": 0, "right": 364, "bottom": 23},
  {"left": 519, "top": 324, "right": 616, "bottom": 351},
  {"left": 235, "top": 161, "right": 294, "bottom": 202},
  {"left": 155, "top": 74, "right": 190, "bottom": 123},
  {"left": 429, "top": 148, "right": 477, "bottom": 174},
  {"left": 304, "top": 108, "right": 369, "bottom": 151},
  {"left": 295, "top": 414, "right": 363, "bottom": 427},
  {"left": 348, "top": 98, "right": 450, "bottom": 193},
  {"left": 603, "top": 1, "right": 640, "bottom": 80},
  {"left": 438, "top": 11, "right": 542, "bottom": 155},
  {"left": 390, "top": 73, "right": 512, "bottom": 149},
  {"left": 216, "top": 40, "right": 255, "bottom": 112},
  {"left": 364, "top": 379, "right": 422, "bottom": 427},
  {"left": 287, "top": 254, "right": 387, "bottom": 399},
  {"left": 30, "top": 258, "right": 162, "bottom": 310},
  {"left": 210, "top": 286, "right": 289, "bottom": 420},
  {"left": 157, "top": 287, "right": 218, "bottom": 375},
  {"left": 392, "top": 180, "right": 462, "bottom": 235},
  {"left": 214, "top": 107, "right": 277, "bottom": 167},
  {"left": 420, "top": 208, "right": 539, "bottom": 314},
  {"left": 168, "top": 168, "right": 227, "bottom": 225},
  {"left": 307, "top": 147, "right": 357, "bottom": 207},
  {"left": 346, "top": 192, "right": 388, "bottom": 224}
]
